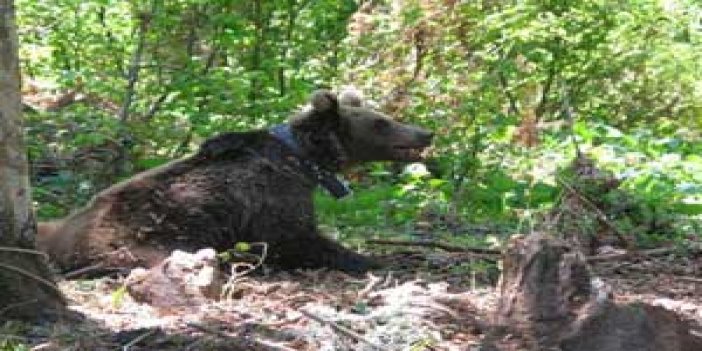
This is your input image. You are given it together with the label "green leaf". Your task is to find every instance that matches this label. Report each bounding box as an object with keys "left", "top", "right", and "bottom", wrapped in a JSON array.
[
  {"left": 234, "top": 242, "right": 251, "bottom": 252},
  {"left": 111, "top": 285, "right": 127, "bottom": 308}
]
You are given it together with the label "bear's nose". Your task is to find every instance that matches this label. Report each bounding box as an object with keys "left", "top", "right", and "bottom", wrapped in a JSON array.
[{"left": 420, "top": 130, "right": 434, "bottom": 143}]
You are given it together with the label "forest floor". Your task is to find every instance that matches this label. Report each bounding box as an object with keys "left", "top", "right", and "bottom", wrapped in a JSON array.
[{"left": 4, "top": 246, "right": 701, "bottom": 351}]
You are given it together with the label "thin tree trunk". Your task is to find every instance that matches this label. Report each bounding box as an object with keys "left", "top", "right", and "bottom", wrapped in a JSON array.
[
  {"left": 249, "top": 0, "right": 262, "bottom": 108},
  {"left": 0, "top": 0, "right": 64, "bottom": 321},
  {"left": 113, "top": 1, "right": 157, "bottom": 177},
  {"left": 118, "top": 3, "right": 154, "bottom": 123}
]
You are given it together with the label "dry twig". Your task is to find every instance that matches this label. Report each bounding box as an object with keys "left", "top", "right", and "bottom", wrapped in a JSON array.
[
  {"left": 299, "top": 309, "right": 388, "bottom": 351},
  {"left": 357, "top": 273, "right": 383, "bottom": 299},
  {"left": 122, "top": 329, "right": 157, "bottom": 351},
  {"left": 222, "top": 242, "right": 268, "bottom": 301}
]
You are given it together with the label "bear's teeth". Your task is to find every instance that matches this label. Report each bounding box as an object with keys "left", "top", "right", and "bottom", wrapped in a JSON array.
[{"left": 420, "top": 147, "right": 430, "bottom": 158}]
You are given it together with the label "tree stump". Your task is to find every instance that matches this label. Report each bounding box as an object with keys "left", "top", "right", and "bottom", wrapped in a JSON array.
[{"left": 490, "top": 233, "right": 702, "bottom": 351}]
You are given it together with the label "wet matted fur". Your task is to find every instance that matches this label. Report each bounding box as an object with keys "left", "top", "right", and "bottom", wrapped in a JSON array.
[{"left": 37, "top": 89, "right": 433, "bottom": 273}]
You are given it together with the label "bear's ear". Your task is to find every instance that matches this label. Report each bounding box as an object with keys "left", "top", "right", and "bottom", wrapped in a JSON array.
[
  {"left": 310, "top": 90, "right": 339, "bottom": 112},
  {"left": 339, "top": 88, "right": 363, "bottom": 107}
]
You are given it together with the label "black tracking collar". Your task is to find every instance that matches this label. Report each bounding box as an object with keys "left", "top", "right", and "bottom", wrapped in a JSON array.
[{"left": 269, "top": 124, "right": 351, "bottom": 199}]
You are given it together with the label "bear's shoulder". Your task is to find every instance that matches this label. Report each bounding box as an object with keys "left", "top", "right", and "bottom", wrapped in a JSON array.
[{"left": 196, "top": 130, "right": 270, "bottom": 160}]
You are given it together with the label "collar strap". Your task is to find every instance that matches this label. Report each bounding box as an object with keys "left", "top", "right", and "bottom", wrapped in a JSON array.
[
  {"left": 269, "top": 124, "right": 351, "bottom": 199},
  {"left": 269, "top": 124, "right": 301, "bottom": 154}
]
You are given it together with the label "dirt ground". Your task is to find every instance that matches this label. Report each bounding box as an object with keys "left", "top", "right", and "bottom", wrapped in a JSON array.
[{"left": 2, "top": 246, "right": 700, "bottom": 351}]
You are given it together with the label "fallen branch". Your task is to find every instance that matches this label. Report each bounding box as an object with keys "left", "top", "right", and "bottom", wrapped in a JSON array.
[
  {"left": 187, "top": 322, "right": 296, "bottom": 351},
  {"left": 367, "top": 239, "right": 501, "bottom": 256},
  {"left": 0, "top": 299, "right": 38, "bottom": 318},
  {"left": 370, "top": 239, "right": 700, "bottom": 265},
  {"left": 678, "top": 276, "right": 702, "bottom": 284},
  {"left": 299, "top": 309, "right": 388, "bottom": 351},
  {"left": 62, "top": 262, "right": 129, "bottom": 279},
  {"left": 586, "top": 246, "right": 696, "bottom": 263},
  {"left": 187, "top": 322, "right": 232, "bottom": 339},
  {"left": 557, "top": 177, "right": 631, "bottom": 248},
  {"left": 0, "top": 262, "right": 61, "bottom": 296},
  {"left": 0, "top": 246, "right": 49, "bottom": 260},
  {"left": 62, "top": 263, "right": 105, "bottom": 279}
]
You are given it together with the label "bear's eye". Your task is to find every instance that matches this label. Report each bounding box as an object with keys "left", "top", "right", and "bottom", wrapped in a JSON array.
[{"left": 373, "top": 119, "right": 391, "bottom": 133}]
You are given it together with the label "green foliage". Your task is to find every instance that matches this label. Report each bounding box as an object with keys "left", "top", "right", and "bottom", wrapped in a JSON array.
[
  {"left": 18, "top": 0, "right": 359, "bottom": 156},
  {"left": 0, "top": 340, "right": 28, "bottom": 351},
  {"left": 26, "top": 106, "right": 126, "bottom": 217},
  {"left": 0, "top": 322, "right": 30, "bottom": 351},
  {"left": 234, "top": 242, "right": 252, "bottom": 252},
  {"left": 17, "top": 0, "right": 702, "bottom": 250},
  {"left": 111, "top": 284, "right": 127, "bottom": 309},
  {"left": 333, "top": 0, "right": 701, "bottom": 245},
  {"left": 409, "top": 337, "right": 437, "bottom": 351},
  {"left": 573, "top": 122, "right": 702, "bottom": 245},
  {"left": 19, "top": 0, "right": 359, "bottom": 217}
]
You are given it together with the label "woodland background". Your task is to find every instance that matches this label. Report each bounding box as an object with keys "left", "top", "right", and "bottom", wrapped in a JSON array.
[{"left": 18, "top": 0, "right": 702, "bottom": 252}]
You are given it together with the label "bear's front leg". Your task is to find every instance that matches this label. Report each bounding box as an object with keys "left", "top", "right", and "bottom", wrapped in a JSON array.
[{"left": 272, "top": 233, "right": 380, "bottom": 273}]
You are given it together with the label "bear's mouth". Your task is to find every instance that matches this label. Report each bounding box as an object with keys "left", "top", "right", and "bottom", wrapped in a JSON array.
[{"left": 392, "top": 145, "right": 430, "bottom": 161}]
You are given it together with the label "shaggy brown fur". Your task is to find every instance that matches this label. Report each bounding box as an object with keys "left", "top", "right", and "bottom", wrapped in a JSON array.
[{"left": 37, "top": 90, "right": 433, "bottom": 273}]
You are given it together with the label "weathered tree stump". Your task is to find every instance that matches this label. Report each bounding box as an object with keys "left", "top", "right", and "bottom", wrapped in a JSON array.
[{"left": 490, "top": 233, "right": 702, "bottom": 351}]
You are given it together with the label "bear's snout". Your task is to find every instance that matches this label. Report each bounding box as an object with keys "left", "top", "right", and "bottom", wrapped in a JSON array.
[
  {"left": 416, "top": 128, "right": 434, "bottom": 145},
  {"left": 403, "top": 126, "right": 433, "bottom": 147}
]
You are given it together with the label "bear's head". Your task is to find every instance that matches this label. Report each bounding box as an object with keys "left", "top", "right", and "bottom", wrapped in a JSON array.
[{"left": 291, "top": 89, "right": 433, "bottom": 169}]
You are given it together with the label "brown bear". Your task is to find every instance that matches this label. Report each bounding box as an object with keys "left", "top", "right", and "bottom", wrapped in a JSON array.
[{"left": 37, "top": 89, "right": 433, "bottom": 273}]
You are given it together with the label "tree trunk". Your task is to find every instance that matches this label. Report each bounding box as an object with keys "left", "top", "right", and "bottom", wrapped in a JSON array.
[{"left": 0, "top": 0, "right": 64, "bottom": 321}]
